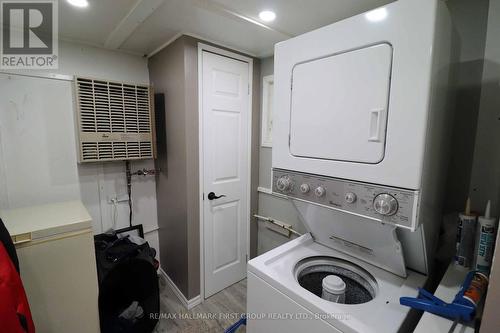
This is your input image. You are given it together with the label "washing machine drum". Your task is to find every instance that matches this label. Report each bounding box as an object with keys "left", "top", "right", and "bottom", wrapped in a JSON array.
[{"left": 295, "top": 256, "right": 378, "bottom": 305}]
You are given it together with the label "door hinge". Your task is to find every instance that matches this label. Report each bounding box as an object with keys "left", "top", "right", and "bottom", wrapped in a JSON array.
[
  {"left": 202, "top": 193, "right": 204, "bottom": 201},
  {"left": 246, "top": 254, "right": 249, "bottom": 262}
]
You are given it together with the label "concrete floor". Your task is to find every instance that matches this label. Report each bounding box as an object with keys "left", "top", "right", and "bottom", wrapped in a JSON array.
[{"left": 153, "top": 275, "right": 247, "bottom": 333}]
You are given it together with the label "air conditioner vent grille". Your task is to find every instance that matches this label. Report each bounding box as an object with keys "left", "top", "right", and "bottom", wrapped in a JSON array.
[
  {"left": 76, "top": 77, "right": 155, "bottom": 163},
  {"left": 80, "top": 141, "right": 153, "bottom": 162}
]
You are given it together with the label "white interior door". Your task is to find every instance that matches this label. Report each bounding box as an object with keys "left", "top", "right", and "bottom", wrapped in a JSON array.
[{"left": 202, "top": 50, "right": 250, "bottom": 298}]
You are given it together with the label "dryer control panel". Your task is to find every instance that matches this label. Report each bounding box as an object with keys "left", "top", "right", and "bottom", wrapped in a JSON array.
[{"left": 273, "top": 169, "right": 419, "bottom": 230}]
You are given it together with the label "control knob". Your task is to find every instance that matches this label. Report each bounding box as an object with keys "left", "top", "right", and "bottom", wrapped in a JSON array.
[
  {"left": 276, "top": 176, "right": 292, "bottom": 192},
  {"left": 314, "top": 186, "right": 326, "bottom": 198},
  {"left": 300, "top": 184, "right": 310, "bottom": 194},
  {"left": 373, "top": 193, "right": 398, "bottom": 216},
  {"left": 345, "top": 192, "right": 357, "bottom": 204}
]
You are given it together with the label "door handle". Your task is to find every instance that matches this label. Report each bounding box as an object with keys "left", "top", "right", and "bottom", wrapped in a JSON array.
[
  {"left": 369, "top": 109, "right": 383, "bottom": 142},
  {"left": 207, "top": 192, "right": 226, "bottom": 200}
]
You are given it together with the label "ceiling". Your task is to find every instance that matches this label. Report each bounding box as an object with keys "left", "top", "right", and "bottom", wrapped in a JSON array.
[{"left": 59, "top": 0, "right": 394, "bottom": 58}]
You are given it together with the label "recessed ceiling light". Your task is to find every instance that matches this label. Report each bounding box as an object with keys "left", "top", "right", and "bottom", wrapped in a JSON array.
[
  {"left": 365, "top": 8, "right": 388, "bottom": 22},
  {"left": 259, "top": 10, "right": 276, "bottom": 22},
  {"left": 67, "top": 0, "right": 89, "bottom": 8}
]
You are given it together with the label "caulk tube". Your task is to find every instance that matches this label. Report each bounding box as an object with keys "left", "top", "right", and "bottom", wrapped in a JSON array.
[
  {"left": 455, "top": 271, "right": 489, "bottom": 309},
  {"left": 475, "top": 201, "right": 498, "bottom": 273},
  {"left": 455, "top": 198, "right": 477, "bottom": 267}
]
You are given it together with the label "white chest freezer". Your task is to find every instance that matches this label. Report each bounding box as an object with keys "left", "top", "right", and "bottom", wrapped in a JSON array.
[{"left": 1, "top": 200, "right": 100, "bottom": 333}]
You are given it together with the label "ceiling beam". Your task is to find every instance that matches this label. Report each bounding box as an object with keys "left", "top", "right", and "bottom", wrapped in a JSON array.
[
  {"left": 104, "top": 0, "right": 165, "bottom": 50},
  {"left": 192, "top": 0, "right": 293, "bottom": 39}
]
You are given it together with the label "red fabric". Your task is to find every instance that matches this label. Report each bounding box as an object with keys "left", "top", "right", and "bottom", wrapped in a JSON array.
[{"left": 0, "top": 243, "right": 35, "bottom": 333}]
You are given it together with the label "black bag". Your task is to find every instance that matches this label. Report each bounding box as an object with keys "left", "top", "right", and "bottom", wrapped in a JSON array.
[{"left": 94, "top": 232, "right": 159, "bottom": 333}]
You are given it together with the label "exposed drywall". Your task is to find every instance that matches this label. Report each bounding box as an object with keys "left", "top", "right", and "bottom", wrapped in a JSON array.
[
  {"left": 258, "top": 57, "right": 274, "bottom": 191},
  {"left": 256, "top": 56, "right": 306, "bottom": 255},
  {"left": 250, "top": 55, "right": 262, "bottom": 259},
  {"left": 149, "top": 35, "right": 260, "bottom": 300},
  {"left": 0, "top": 40, "right": 160, "bottom": 255}
]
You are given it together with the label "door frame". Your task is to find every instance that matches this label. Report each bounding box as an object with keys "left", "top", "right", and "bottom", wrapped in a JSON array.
[{"left": 197, "top": 43, "right": 253, "bottom": 301}]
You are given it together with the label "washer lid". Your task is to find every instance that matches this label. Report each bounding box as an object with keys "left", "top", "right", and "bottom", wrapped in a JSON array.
[{"left": 292, "top": 199, "right": 407, "bottom": 277}]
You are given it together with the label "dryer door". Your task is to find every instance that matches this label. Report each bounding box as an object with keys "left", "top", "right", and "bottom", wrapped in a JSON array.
[{"left": 290, "top": 43, "right": 392, "bottom": 164}]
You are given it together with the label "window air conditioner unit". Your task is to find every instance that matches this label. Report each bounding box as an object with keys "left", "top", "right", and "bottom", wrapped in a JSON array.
[{"left": 75, "top": 77, "right": 156, "bottom": 163}]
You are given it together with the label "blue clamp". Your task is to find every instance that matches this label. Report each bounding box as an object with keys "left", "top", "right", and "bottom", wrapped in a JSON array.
[
  {"left": 224, "top": 316, "right": 247, "bottom": 333},
  {"left": 400, "top": 287, "right": 475, "bottom": 322}
]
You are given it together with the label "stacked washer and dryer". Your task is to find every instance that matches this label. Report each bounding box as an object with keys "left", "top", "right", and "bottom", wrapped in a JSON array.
[{"left": 247, "top": 0, "right": 455, "bottom": 332}]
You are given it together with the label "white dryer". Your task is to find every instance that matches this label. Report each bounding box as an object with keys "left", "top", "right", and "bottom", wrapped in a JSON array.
[{"left": 247, "top": 0, "right": 455, "bottom": 332}]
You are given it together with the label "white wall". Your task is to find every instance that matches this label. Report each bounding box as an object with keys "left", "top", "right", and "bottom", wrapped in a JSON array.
[
  {"left": 0, "top": 40, "right": 159, "bottom": 256},
  {"left": 0, "top": 74, "right": 80, "bottom": 207},
  {"left": 14, "top": 41, "right": 150, "bottom": 83}
]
